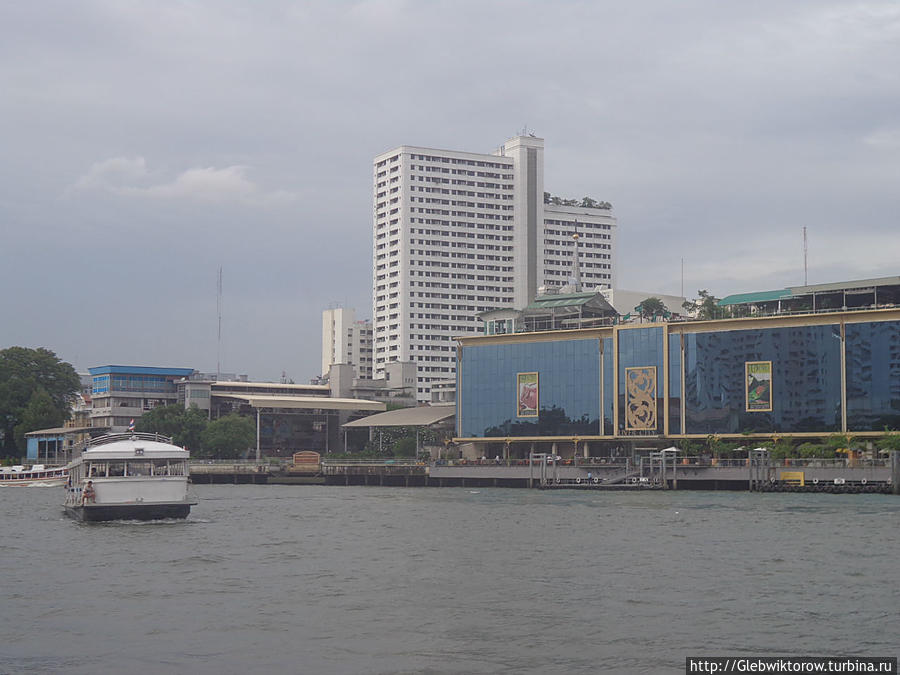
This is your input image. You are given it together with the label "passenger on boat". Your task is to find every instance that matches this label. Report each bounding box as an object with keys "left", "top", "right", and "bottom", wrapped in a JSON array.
[{"left": 82, "top": 480, "right": 96, "bottom": 505}]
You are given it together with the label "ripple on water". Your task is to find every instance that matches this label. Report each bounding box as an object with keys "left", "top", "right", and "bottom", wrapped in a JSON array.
[{"left": 2, "top": 485, "right": 898, "bottom": 675}]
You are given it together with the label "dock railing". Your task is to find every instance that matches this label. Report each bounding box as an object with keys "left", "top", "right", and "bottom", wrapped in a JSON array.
[
  {"left": 775, "top": 457, "right": 889, "bottom": 468},
  {"left": 321, "top": 458, "right": 426, "bottom": 467},
  {"left": 78, "top": 432, "right": 174, "bottom": 451}
]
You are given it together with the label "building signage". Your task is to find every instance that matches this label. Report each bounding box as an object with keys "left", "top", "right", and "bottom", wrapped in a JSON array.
[
  {"left": 745, "top": 361, "right": 773, "bottom": 412},
  {"left": 516, "top": 372, "right": 539, "bottom": 418}
]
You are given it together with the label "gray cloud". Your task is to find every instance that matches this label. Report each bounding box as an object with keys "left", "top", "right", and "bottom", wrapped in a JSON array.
[
  {"left": 1, "top": 0, "right": 898, "bottom": 380},
  {"left": 70, "top": 157, "right": 295, "bottom": 206}
]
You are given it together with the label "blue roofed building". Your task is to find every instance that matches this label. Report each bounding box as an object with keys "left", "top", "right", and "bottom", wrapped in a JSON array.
[{"left": 89, "top": 365, "right": 194, "bottom": 432}]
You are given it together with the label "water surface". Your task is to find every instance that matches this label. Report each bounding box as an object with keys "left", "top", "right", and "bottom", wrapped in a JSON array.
[{"left": 1, "top": 485, "right": 897, "bottom": 674}]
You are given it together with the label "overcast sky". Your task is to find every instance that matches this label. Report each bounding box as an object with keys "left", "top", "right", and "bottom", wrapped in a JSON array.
[{"left": 2, "top": 1, "right": 898, "bottom": 382}]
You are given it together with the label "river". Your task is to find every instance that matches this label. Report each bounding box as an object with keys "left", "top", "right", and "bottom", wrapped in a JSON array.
[{"left": 1, "top": 485, "right": 898, "bottom": 674}]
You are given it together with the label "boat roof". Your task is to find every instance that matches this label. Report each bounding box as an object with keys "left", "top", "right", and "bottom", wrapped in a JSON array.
[{"left": 72, "top": 433, "right": 190, "bottom": 462}]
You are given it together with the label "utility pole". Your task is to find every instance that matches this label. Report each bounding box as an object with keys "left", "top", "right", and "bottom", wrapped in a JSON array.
[
  {"left": 217, "top": 266, "right": 223, "bottom": 379},
  {"left": 802, "top": 227, "right": 808, "bottom": 286}
]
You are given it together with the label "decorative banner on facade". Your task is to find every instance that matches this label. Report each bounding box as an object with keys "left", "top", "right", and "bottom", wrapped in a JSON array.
[
  {"left": 516, "top": 372, "right": 539, "bottom": 418},
  {"left": 625, "top": 366, "right": 657, "bottom": 431},
  {"left": 745, "top": 361, "right": 773, "bottom": 412}
]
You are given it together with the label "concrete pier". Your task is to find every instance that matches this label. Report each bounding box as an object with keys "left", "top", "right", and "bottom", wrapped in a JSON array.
[
  {"left": 189, "top": 462, "right": 269, "bottom": 484},
  {"left": 189, "top": 457, "right": 898, "bottom": 493}
]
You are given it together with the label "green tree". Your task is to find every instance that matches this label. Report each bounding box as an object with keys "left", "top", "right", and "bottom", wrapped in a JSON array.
[
  {"left": 580, "top": 197, "right": 598, "bottom": 208},
  {"left": 795, "top": 442, "right": 829, "bottom": 458},
  {"left": 638, "top": 297, "right": 667, "bottom": 321},
  {"left": 393, "top": 437, "right": 417, "bottom": 457},
  {"left": 13, "top": 388, "right": 67, "bottom": 449},
  {"left": 0, "top": 347, "right": 80, "bottom": 455},
  {"left": 199, "top": 414, "right": 256, "bottom": 459},
  {"left": 683, "top": 290, "right": 723, "bottom": 320},
  {"left": 136, "top": 403, "right": 207, "bottom": 451},
  {"left": 824, "top": 433, "right": 854, "bottom": 454},
  {"left": 876, "top": 430, "right": 900, "bottom": 453},
  {"left": 770, "top": 436, "right": 794, "bottom": 459}
]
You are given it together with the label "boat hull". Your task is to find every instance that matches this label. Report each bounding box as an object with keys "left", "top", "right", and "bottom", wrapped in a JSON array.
[
  {"left": 1, "top": 478, "right": 68, "bottom": 487},
  {"left": 65, "top": 501, "right": 195, "bottom": 522}
]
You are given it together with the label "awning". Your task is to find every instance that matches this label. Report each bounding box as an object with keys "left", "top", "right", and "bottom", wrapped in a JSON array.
[
  {"left": 788, "top": 276, "right": 900, "bottom": 294},
  {"left": 343, "top": 406, "right": 455, "bottom": 428},
  {"left": 213, "top": 394, "right": 386, "bottom": 412},
  {"left": 718, "top": 289, "right": 792, "bottom": 306},
  {"left": 25, "top": 426, "right": 97, "bottom": 436}
]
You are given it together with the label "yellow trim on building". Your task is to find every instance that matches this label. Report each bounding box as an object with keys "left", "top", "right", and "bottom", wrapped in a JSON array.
[{"left": 457, "top": 307, "right": 900, "bottom": 346}]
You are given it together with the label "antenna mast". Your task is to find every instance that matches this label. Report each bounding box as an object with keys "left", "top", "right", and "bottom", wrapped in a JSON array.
[
  {"left": 572, "top": 221, "right": 582, "bottom": 292},
  {"left": 217, "top": 266, "right": 223, "bottom": 378},
  {"left": 802, "top": 227, "right": 808, "bottom": 285}
]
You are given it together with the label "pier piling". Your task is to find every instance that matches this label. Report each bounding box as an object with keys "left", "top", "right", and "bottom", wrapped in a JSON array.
[{"left": 892, "top": 451, "right": 899, "bottom": 496}]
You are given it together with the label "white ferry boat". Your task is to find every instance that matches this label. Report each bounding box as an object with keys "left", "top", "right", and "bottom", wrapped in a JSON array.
[
  {"left": 0, "top": 464, "right": 68, "bottom": 487},
  {"left": 64, "top": 432, "right": 196, "bottom": 521}
]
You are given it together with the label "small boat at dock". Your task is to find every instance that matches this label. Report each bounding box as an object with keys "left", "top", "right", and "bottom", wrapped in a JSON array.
[{"left": 63, "top": 432, "right": 196, "bottom": 521}]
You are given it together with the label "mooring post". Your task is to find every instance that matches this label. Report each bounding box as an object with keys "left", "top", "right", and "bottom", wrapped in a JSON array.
[
  {"left": 672, "top": 454, "right": 677, "bottom": 490},
  {"left": 892, "top": 450, "right": 899, "bottom": 496},
  {"left": 749, "top": 452, "right": 754, "bottom": 492}
]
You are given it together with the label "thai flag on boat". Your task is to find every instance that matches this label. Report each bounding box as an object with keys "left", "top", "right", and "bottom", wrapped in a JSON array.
[{"left": 128, "top": 419, "right": 135, "bottom": 431}]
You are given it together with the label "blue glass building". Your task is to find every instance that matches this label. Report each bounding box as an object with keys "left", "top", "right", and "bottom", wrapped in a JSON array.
[
  {"left": 89, "top": 365, "right": 194, "bottom": 432},
  {"left": 456, "top": 309, "right": 900, "bottom": 451}
]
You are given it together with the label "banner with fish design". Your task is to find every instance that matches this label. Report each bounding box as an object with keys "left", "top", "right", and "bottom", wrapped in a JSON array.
[{"left": 745, "top": 361, "right": 773, "bottom": 412}]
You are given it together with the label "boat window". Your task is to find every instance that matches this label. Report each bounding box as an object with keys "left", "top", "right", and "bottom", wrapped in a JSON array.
[
  {"left": 108, "top": 462, "right": 126, "bottom": 477},
  {"left": 127, "top": 460, "right": 152, "bottom": 476},
  {"left": 89, "top": 462, "right": 108, "bottom": 477},
  {"left": 152, "top": 460, "right": 170, "bottom": 476},
  {"left": 168, "top": 461, "right": 186, "bottom": 476}
]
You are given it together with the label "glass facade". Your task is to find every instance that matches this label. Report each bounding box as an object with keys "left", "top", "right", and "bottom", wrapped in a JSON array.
[
  {"left": 92, "top": 376, "right": 109, "bottom": 394},
  {"left": 93, "top": 374, "right": 176, "bottom": 395},
  {"left": 668, "top": 333, "right": 682, "bottom": 435},
  {"left": 458, "top": 318, "right": 900, "bottom": 438},
  {"left": 602, "top": 337, "right": 614, "bottom": 434},
  {"left": 458, "top": 339, "right": 601, "bottom": 437},
  {"left": 846, "top": 322, "right": 900, "bottom": 430},
  {"left": 617, "top": 327, "right": 665, "bottom": 433},
  {"left": 683, "top": 325, "right": 842, "bottom": 434}
]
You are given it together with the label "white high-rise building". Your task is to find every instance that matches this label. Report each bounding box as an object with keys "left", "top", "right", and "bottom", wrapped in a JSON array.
[
  {"left": 373, "top": 135, "right": 617, "bottom": 400},
  {"left": 321, "top": 307, "right": 373, "bottom": 379}
]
